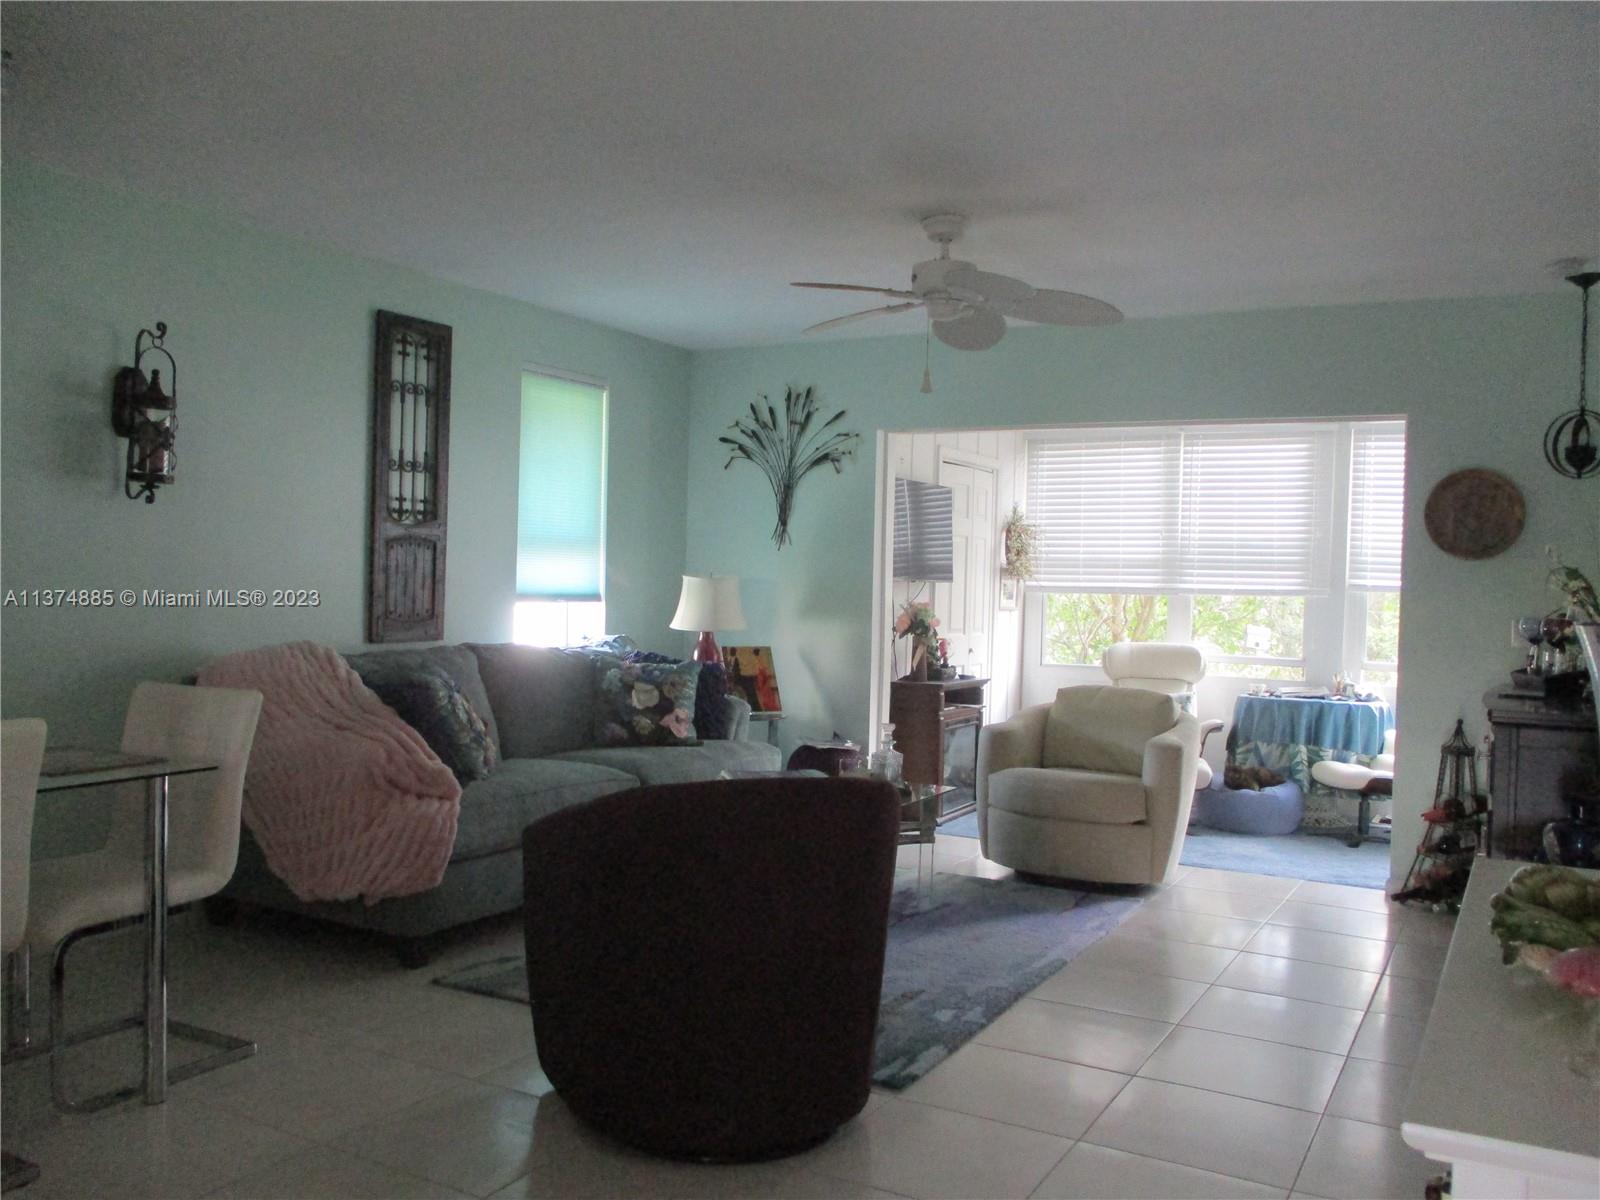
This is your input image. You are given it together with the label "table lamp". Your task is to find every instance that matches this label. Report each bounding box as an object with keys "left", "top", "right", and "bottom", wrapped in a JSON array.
[{"left": 669, "top": 574, "right": 746, "bottom": 664}]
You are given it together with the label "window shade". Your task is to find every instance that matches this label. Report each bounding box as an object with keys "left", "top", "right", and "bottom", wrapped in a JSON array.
[
  {"left": 1027, "top": 423, "right": 1337, "bottom": 596},
  {"left": 516, "top": 372, "right": 606, "bottom": 600},
  {"left": 1173, "top": 425, "right": 1335, "bottom": 595},
  {"left": 1347, "top": 420, "right": 1406, "bottom": 591},
  {"left": 1027, "top": 429, "right": 1181, "bottom": 591}
]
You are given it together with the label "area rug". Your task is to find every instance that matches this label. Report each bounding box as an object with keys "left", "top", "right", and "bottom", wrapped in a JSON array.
[
  {"left": 938, "top": 811, "right": 1389, "bottom": 889},
  {"left": 433, "top": 874, "right": 1142, "bottom": 1092}
]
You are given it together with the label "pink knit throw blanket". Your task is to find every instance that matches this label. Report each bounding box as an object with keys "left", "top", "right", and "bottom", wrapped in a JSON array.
[{"left": 197, "top": 641, "right": 462, "bottom": 903}]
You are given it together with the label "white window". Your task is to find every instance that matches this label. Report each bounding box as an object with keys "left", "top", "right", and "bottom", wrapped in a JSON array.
[
  {"left": 513, "top": 370, "right": 607, "bottom": 646},
  {"left": 1345, "top": 420, "right": 1406, "bottom": 683},
  {"left": 1028, "top": 420, "right": 1403, "bottom": 683},
  {"left": 1029, "top": 423, "right": 1335, "bottom": 596}
]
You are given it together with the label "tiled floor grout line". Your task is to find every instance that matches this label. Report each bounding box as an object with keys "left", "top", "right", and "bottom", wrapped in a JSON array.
[{"left": 8, "top": 859, "right": 1439, "bottom": 1200}]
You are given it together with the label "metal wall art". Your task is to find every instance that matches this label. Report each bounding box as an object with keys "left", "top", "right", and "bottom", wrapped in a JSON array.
[
  {"left": 719, "top": 385, "right": 858, "bottom": 548},
  {"left": 369, "top": 310, "right": 452, "bottom": 642}
]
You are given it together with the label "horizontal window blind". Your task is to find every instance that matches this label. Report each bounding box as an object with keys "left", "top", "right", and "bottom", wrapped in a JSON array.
[
  {"left": 1027, "top": 423, "right": 1337, "bottom": 596},
  {"left": 1027, "top": 430, "right": 1181, "bottom": 591},
  {"left": 517, "top": 372, "right": 606, "bottom": 600},
  {"left": 1347, "top": 420, "right": 1406, "bottom": 590},
  {"left": 1174, "top": 425, "right": 1335, "bottom": 595}
]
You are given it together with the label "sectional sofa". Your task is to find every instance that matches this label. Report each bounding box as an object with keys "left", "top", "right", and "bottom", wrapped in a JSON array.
[{"left": 219, "top": 642, "right": 781, "bottom": 964}]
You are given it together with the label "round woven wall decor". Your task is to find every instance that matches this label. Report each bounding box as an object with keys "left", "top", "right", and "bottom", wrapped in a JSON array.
[{"left": 1423, "top": 468, "right": 1525, "bottom": 560}]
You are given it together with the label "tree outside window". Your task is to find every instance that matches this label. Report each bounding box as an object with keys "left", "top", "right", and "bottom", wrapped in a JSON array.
[
  {"left": 1043, "top": 593, "right": 1168, "bottom": 665},
  {"left": 1042, "top": 591, "right": 1305, "bottom": 679},
  {"left": 1191, "top": 594, "right": 1305, "bottom": 680},
  {"left": 1361, "top": 590, "right": 1401, "bottom": 684}
]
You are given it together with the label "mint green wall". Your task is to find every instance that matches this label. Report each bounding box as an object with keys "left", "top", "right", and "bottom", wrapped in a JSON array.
[
  {"left": 2, "top": 161, "right": 692, "bottom": 848},
  {"left": 687, "top": 296, "right": 1599, "bottom": 883}
]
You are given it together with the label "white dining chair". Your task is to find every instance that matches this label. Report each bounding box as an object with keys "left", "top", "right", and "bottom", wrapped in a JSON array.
[
  {"left": 3, "top": 718, "right": 47, "bottom": 1192},
  {"left": 22, "top": 683, "right": 262, "bottom": 1112}
]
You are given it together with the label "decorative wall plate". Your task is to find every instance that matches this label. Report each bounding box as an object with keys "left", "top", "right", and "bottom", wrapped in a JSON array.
[{"left": 1423, "top": 468, "right": 1525, "bottom": 560}]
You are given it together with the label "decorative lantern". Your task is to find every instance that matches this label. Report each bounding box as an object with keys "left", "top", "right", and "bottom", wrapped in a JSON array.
[
  {"left": 111, "top": 321, "right": 177, "bottom": 503},
  {"left": 1433, "top": 718, "right": 1479, "bottom": 819}
]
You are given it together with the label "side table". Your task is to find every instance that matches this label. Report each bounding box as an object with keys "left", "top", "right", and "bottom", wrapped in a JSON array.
[{"left": 748, "top": 711, "right": 784, "bottom": 747}]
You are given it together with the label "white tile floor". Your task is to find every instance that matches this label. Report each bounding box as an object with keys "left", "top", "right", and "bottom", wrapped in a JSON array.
[{"left": 0, "top": 841, "right": 1454, "bottom": 1200}]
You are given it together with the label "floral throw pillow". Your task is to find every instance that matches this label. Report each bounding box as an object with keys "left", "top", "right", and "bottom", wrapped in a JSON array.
[
  {"left": 623, "top": 651, "right": 731, "bottom": 741},
  {"left": 368, "top": 667, "right": 498, "bottom": 784},
  {"left": 593, "top": 655, "right": 701, "bottom": 747}
]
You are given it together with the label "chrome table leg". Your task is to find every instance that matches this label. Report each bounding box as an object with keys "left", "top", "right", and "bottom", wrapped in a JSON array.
[{"left": 144, "top": 773, "right": 168, "bottom": 1105}]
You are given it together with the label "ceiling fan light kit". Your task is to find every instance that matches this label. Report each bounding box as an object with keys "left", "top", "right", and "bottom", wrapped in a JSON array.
[{"left": 793, "top": 213, "right": 1123, "bottom": 390}]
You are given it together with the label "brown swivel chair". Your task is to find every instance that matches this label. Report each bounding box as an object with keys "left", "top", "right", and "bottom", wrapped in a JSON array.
[{"left": 521, "top": 776, "right": 900, "bottom": 1162}]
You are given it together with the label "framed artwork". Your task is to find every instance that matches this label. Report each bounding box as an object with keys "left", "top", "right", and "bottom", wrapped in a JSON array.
[
  {"left": 722, "top": 645, "right": 784, "bottom": 714},
  {"left": 998, "top": 576, "right": 1020, "bottom": 611}
]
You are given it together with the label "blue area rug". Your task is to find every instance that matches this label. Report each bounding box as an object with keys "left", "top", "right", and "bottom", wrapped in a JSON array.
[
  {"left": 874, "top": 874, "right": 1141, "bottom": 1087},
  {"left": 433, "top": 873, "right": 1141, "bottom": 1092},
  {"left": 939, "top": 811, "right": 1389, "bottom": 890},
  {"left": 1177, "top": 826, "right": 1390, "bottom": 889}
]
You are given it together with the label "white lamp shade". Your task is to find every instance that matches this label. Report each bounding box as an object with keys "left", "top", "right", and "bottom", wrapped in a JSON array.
[{"left": 669, "top": 575, "right": 746, "bottom": 632}]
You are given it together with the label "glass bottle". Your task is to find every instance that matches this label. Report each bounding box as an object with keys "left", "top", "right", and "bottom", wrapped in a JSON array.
[{"left": 868, "top": 722, "right": 903, "bottom": 785}]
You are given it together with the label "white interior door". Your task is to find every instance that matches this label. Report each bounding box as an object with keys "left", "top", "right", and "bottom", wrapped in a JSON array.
[{"left": 934, "top": 456, "right": 996, "bottom": 687}]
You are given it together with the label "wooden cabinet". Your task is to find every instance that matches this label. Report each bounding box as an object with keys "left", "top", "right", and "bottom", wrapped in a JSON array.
[
  {"left": 889, "top": 677, "right": 988, "bottom": 823},
  {"left": 1483, "top": 690, "right": 1597, "bottom": 860}
]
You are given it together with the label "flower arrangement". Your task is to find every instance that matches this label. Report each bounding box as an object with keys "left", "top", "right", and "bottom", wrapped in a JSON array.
[
  {"left": 894, "top": 600, "right": 940, "bottom": 675},
  {"left": 1001, "top": 504, "right": 1039, "bottom": 580}
]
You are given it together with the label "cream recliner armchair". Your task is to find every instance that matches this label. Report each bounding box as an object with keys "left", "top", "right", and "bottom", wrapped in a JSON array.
[
  {"left": 1101, "top": 641, "right": 1225, "bottom": 789},
  {"left": 977, "top": 685, "right": 1201, "bottom": 886}
]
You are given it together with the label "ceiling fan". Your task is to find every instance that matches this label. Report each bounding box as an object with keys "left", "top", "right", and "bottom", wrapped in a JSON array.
[{"left": 793, "top": 213, "right": 1123, "bottom": 351}]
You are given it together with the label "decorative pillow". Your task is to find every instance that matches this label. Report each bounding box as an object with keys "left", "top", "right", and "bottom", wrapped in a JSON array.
[
  {"left": 623, "top": 650, "right": 732, "bottom": 741},
  {"left": 367, "top": 667, "right": 498, "bottom": 784},
  {"left": 1043, "top": 685, "right": 1179, "bottom": 775},
  {"left": 592, "top": 655, "right": 701, "bottom": 747}
]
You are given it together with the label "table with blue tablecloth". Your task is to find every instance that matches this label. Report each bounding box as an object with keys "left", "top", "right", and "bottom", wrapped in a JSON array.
[{"left": 1226, "top": 694, "right": 1394, "bottom": 826}]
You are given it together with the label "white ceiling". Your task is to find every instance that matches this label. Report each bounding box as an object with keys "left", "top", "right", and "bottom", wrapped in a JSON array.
[{"left": 3, "top": 3, "right": 1595, "bottom": 350}]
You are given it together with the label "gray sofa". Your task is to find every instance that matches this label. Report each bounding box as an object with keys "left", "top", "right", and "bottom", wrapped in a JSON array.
[{"left": 221, "top": 642, "right": 781, "bottom": 964}]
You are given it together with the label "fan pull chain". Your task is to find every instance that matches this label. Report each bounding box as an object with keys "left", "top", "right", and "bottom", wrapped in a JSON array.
[{"left": 920, "top": 320, "right": 933, "bottom": 394}]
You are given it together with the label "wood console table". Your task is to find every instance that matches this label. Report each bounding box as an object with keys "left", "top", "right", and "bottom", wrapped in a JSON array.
[
  {"left": 1483, "top": 690, "right": 1597, "bottom": 860},
  {"left": 889, "top": 676, "right": 987, "bottom": 824}
]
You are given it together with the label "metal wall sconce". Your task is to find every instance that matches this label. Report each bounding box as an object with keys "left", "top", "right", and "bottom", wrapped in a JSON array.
[
  {"left": 111, "top": 321, "right": 177, "bottom": 503},
  {"left": 1544, "top": 271, "right": 1599, "bottom": 481}
]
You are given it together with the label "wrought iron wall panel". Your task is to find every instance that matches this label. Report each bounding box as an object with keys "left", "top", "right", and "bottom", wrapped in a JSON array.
[{"left": 369, "top": 311, "right": 451, "bottom": 642}]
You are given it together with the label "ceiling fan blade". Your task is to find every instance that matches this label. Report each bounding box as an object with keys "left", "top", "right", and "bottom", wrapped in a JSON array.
[
  {"left": 803, "top": 301, "right": 923, "bottom": 334},
  {"left": 941, "top": 267, "right": 1035, "bottom": 306},
  {"left": 997, "top": 288, "right": 1123, "bottom": 326},
  {"left": 792, "top": 282, "right": 918, "bottom": 300},
  {"left": 933, "top": 307, "right": 1007, "bottom": 351}
]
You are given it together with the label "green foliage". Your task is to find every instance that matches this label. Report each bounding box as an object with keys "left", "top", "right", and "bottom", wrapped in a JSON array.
[
  {"left": 1043, "top": 592, "right": 1312, "bottom": 681},
  {"left": 1364, "top": 591, "right": 1401, "bottom": 664},
  {"left": 1044, "top": 593, "right": 1168, "bottom": 665},
  {"left": 1548, "top": 553, "right": 1600, "bottom": 621},
  {"left": 1191, "top": 595, "right": 1304, "bottom": 660}
]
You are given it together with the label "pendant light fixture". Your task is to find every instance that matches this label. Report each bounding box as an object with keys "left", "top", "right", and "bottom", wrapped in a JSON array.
[{"left": 1544, "top": 271, "right": 1600, "bottom": 480}]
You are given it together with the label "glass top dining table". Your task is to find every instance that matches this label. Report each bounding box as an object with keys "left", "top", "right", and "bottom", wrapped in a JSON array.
[{"left": 35, "top": 746, "right": 219, "bottom": 1106}]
